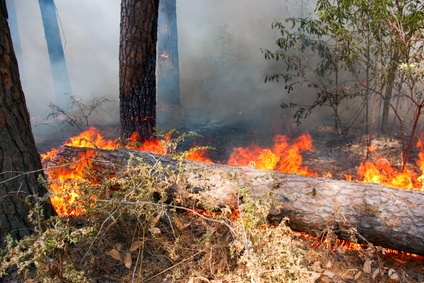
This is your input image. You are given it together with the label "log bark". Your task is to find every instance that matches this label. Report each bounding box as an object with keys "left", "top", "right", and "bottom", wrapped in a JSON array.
[{"left": 45, "top": 146, "right": 424, "bottom": 256}]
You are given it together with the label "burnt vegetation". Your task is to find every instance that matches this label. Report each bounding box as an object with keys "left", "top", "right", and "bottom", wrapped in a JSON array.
[
  {"left": 2, "top": 0, "right": 424, "bottom": 282},
  {"left": 2, "top": 141, "right": 424, "bottom": 282}
]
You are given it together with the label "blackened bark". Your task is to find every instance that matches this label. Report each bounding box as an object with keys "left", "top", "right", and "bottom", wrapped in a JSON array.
[
  {"left": 0, "top": 0, "right": 55, "bottom": 249},
  {"left": 119, "top": 0, "right": 159, "bottom": 142}
]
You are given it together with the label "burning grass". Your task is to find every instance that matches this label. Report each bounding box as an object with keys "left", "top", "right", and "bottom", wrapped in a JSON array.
[
  {"left": 40, "top": 127, "right": 424, "bottom": 218},
  {"left": 2, "top": 134, "right": 424, "bottom": 282}
]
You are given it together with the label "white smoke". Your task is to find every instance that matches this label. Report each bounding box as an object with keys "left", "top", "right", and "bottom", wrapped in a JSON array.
[{"left": 10, "top": 0, "right": 315, "bottom": 135}]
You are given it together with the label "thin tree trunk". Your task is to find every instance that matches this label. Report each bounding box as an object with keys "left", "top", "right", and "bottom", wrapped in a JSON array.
[
  {"left": 119, "top": 0, "right": 159, "bottom": 142},
  {"left": 381, "top": 52, "right": 399, "bottom": 133},
  {"left": 156, "top": 0, "right": 182, "bottom": 129},
  {"left": 0, "top": 0, "right": 55, "bottom": 250},
  {"left": 157, "top": 0, "right": 180, "bottom": 106},
  {"left": 38, "top": 0, "right": 72, "bottom": 108},
  {"left": 402, "top": 103, "right": 423, "bottom": 168}
]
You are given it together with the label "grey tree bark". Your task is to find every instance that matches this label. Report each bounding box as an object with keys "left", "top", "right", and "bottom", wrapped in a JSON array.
[{"left": 157, "top": 0, "right": 180, "bottom": 106}]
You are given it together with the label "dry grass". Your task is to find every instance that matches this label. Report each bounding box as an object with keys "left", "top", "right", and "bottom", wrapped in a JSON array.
[{"left": 1, "top": 148, "right": 424, "bottom": 283}]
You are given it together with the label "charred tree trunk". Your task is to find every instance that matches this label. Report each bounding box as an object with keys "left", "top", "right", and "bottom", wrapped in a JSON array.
[
  {"left": 119, "top": 0, "right": 159, "bottom": 142},
  {"left": 38, "top": 0, "right": 72, "bottom": 108},
  {"left": 0, "top": 0, "right": 55, "bottom": 250},
  {"left": 51, "top": 146, "right": 424, "bottom": 256}
]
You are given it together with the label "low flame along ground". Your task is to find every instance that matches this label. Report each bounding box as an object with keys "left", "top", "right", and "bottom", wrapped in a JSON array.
[{"left": 41, "top": 127, "right": 424, "bottom": 217}]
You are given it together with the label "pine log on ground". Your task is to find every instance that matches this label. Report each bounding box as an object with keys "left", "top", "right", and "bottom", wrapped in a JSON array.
[{"left": 45, "top": 146, "right": 424, "bottom": 256}]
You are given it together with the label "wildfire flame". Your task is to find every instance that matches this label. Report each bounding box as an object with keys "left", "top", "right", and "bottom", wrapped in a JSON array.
[
  {"left": 357, "top": 138, "right": 424, "bottom": 190},
  {"left": 42, "top": 128, "right": 424, "bottom": 217},
  {"left": 65, "top": 128, "right": 118, "bottom": 149},
  {"left": 228, "top": 133, "right": 317, "bottom": 176},
  {"left": 357, "top": 159, "right": 418, "bottom": 189},
  {"left": 41, "top": 128, "right": 212, "bottom": 216},
  {"left": 44, "top": 149, "right": 97, "bottom": 216}
]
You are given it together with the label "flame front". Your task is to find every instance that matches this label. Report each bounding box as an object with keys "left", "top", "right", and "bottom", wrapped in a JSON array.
[
  {"left": 357, "top": 159, "right": 417, "bottom": 189},
  {"left": 65, "top": 127, "right": 118, "bottom": 149},
  {"left": 228, "top": 133, "right": 317, "bottom": 176},
  {"left": 357, "top": 139, "right": 424, "bottom": 190},
  {"left": 42, "top": 128, "right": 212, "bottom": 216},
  {"left": 42, "top": 129, "right": 424, "bottom": 217}
]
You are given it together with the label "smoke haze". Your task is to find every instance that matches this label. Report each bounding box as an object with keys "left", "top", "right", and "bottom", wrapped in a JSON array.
[{"left": 8, "top": 0, "right": 316, "bottom": 141}]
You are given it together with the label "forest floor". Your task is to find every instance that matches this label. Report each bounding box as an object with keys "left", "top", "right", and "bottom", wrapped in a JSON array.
[{"left": 6, "top": 122, "right": 423, "bottom": 283}]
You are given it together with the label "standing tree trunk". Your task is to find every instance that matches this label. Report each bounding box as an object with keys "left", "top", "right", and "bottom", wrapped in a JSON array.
[
  {"left": 157, "top": 0, "right": 180, "bottom": 106},
  {"left": 119, "top": 0, "right": 159, "bottom": 142},
  {"left": 380, "top": 52, "right": 399, "bottom": 134},
  {"left": 38, "top": 0, "right": 72, "bottom": 109},
  {"left": 0, "top": 0, "right": 55, "bottom": 250},
  {"left": 157, "top": 0, "right": 181, "bottom": 129}
]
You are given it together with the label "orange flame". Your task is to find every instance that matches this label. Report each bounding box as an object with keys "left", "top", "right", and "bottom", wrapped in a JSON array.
[
  {"left": 42, "top": 128, "right": 212, "bottom": 216},
  {"left": 124, "top": 132, "right": 167, "bottom": 154},
  {"left": 357, "top": 138, "right": 424, "bottom": 190},
  {"left": 46, "top": 149, "right": 97, "bottom": 216},
  {"left": 65, "top": 127, "right": 118, "bottom": 149},
  {"left": 357, "top": 159, "right": 417, "bottom": 189},
  {"left": 228, "top": 133, "right": 317, "bottom": 176},
  {"left": 43, "top": 129, "right": 424, "bottom": 217},
  {"left": 185, "top": 149, "right": 212, "bottom": 163}
]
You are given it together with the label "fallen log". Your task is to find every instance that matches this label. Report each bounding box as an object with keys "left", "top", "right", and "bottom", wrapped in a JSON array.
[{"left": 43, "top": 146, "right": 424, "bottom": 256}]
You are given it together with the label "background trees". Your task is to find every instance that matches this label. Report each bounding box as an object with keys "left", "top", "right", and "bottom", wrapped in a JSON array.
[
  {"left": 0, "top": 0, "right": 55, "bottom": 249},
  {"left": 157, "top": 0, "right": 180, "bottom": 107},
  {"left": 263, "top": 0, "right": 424, "bottom": 163},
  {"left": 119, "top": 0, "right": 159, "bottom": 142},
  {"left": 38, "top": 0, "right": 72, "bottom": 109}
]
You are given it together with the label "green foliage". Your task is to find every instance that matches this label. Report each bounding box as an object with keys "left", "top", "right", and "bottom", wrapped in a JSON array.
[
  {"left": 263, "top": 0, "right": 424, "bottom": 142},
  {"left": 263, "top": 13, "right": 363, "bottom": 134}
]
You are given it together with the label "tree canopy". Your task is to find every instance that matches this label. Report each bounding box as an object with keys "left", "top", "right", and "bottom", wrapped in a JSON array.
[{"left": 263, "top": 0, "right": 424, "bottom": 162}]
